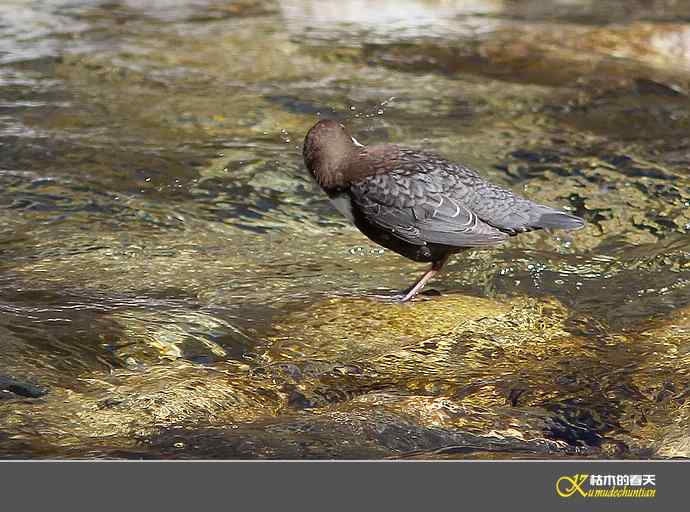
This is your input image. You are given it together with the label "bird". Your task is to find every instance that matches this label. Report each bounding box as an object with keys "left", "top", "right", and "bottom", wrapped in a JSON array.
[{"left": 303, "top": 119, "right": 584, "bottom": 302}]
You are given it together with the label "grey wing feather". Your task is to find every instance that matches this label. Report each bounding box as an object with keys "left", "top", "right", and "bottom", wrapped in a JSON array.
[
  {"left": 458, "top": 179, "right": 584, "bottom": 234},
  {"left": 350, "top": 172, "right": 508, "bottom": 248},
  {"left": 399, "top": 150, "right": 585, "bottom": 234}
]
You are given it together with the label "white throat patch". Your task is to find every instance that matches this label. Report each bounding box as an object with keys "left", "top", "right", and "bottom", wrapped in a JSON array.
[{"left": 329, "top": 191, "right": 355, "bottom": 223}]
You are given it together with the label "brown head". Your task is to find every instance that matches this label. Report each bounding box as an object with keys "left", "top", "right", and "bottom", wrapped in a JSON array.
[{"left": 303, "top": 119, "right": 360, "bottom": 190}]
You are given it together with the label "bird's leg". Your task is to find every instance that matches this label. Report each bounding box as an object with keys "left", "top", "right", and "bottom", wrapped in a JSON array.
[{"left": 399, "top": 254, "right": 450, "bottom": 303}]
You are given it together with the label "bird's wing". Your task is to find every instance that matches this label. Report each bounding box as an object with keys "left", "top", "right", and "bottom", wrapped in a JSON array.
[
  {"left": 395, "top": 150, "right": 584, "bottom": 235},
  {"left": 349, "top": 171, "right": 508, "bottom": 248},
  {"left": 444, "top": 172, "right": 585, "bottom": 234}
]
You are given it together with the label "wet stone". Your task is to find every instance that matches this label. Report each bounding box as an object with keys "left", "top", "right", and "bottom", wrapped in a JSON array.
[{"left": 1, "top": 0, "right": 690, "bottom": 459}]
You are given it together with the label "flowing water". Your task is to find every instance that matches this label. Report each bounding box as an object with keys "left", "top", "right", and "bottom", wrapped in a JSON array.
[{"left": 1, "top": 0, "right": 690, "bottom": 459}]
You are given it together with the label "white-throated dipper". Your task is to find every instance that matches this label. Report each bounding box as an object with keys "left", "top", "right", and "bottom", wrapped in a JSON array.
[{"left": 303, "top": 119, "right": 585, "bottom": 302}]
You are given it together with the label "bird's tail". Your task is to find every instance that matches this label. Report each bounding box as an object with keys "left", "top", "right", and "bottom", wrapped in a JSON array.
[{"left": 535, "top": 208, "right": 585, "bottom": 231}]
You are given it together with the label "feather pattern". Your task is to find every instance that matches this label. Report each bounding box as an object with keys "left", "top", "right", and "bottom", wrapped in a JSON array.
[
  {"left": 350, "top": 170, "right": 509, "bottom": 248},
  {"left": 303, "top": 120, "right": 584, "bottom": 264}
]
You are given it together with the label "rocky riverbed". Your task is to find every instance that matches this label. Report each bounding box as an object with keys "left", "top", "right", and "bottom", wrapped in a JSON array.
[{"left": 0, "top": 0, "right": 689, "bottom": 459}]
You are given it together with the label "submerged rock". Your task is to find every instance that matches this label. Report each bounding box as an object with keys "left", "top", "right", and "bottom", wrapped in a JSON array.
[
  {"left": 623, "top": 305, "right": 690, "bottom": 458},
  {"left": 0, "top": 360, "right": 284, "bottom": 457},
  {"left": 266, "top": 294, "right": 513, "bottom": 361}
]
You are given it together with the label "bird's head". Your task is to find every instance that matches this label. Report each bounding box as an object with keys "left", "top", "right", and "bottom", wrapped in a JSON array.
[{"left": 303, "top": 119, "right": 364, "bottom": 189}]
